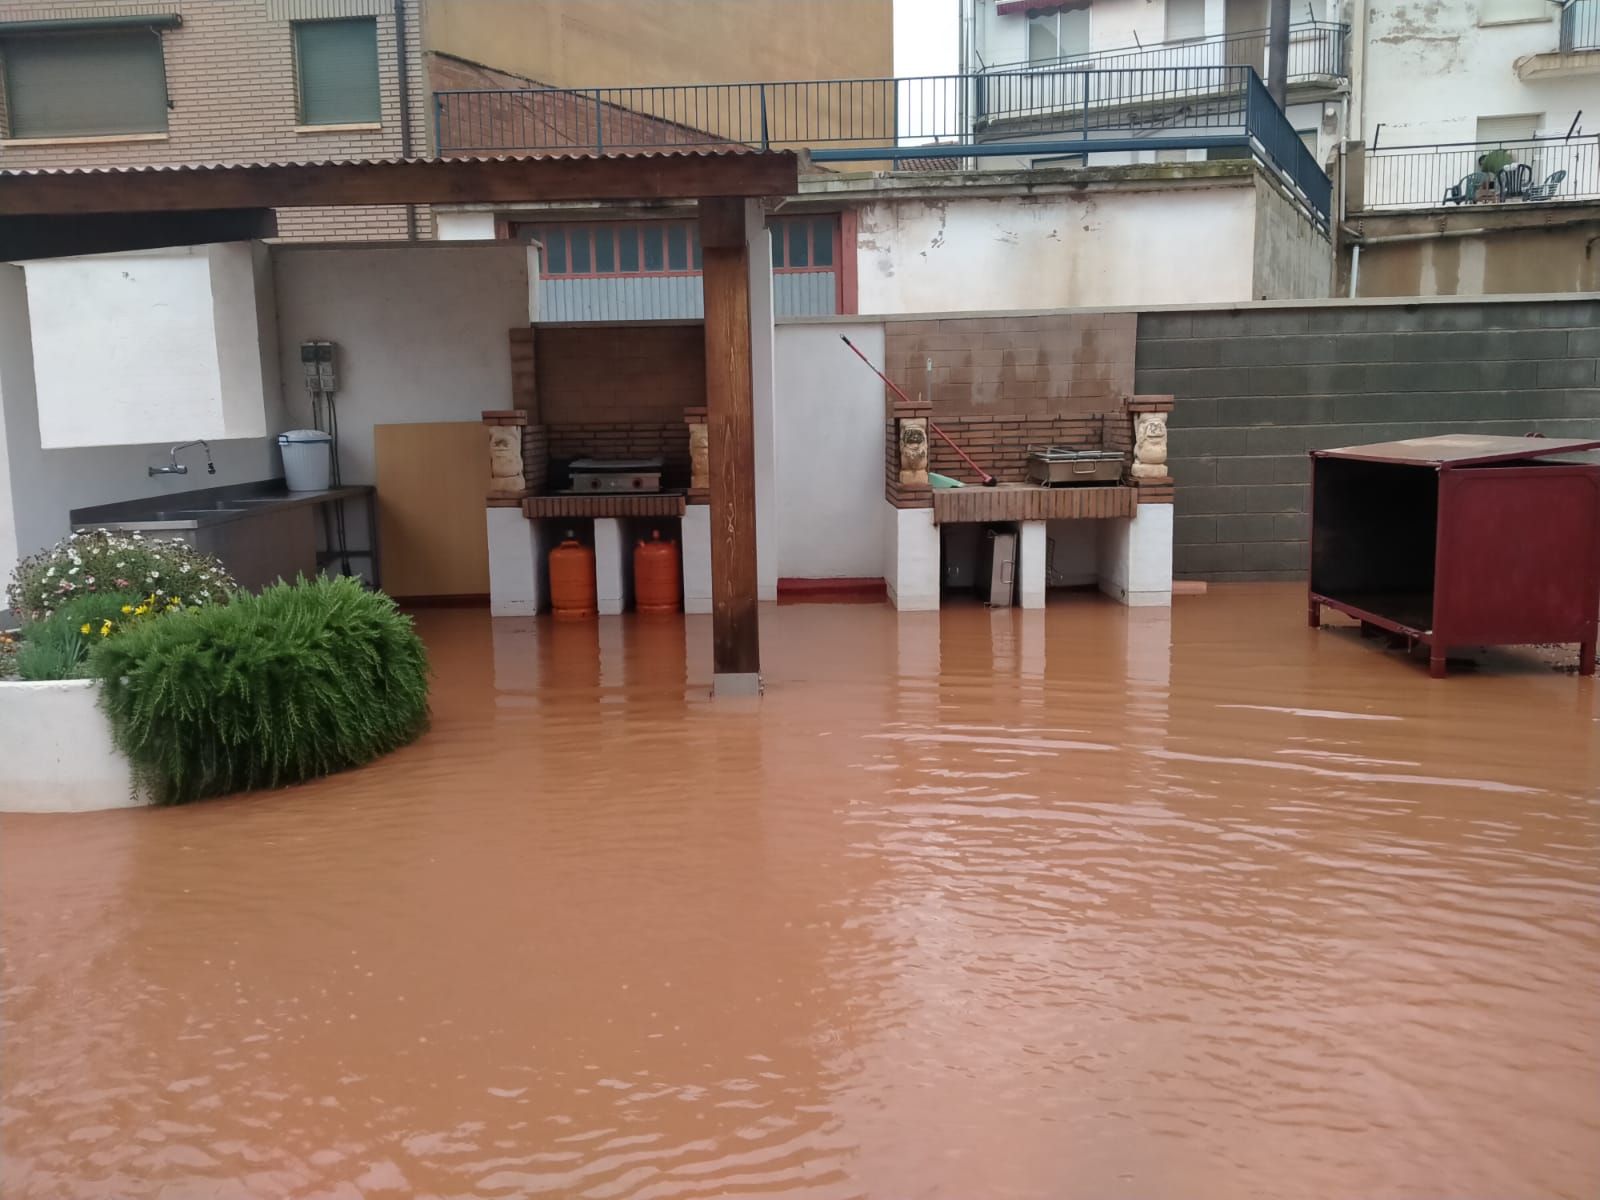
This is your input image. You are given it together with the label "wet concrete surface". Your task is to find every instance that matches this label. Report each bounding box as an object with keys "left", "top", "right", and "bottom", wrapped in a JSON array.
[{"left": 2, "top": 584, "right": 1597, "bottom": 1199}]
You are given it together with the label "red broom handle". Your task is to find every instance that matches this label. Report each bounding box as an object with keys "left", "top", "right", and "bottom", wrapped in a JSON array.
[{"left": 840, "top": 335, "right": 995, "bottom": 485}]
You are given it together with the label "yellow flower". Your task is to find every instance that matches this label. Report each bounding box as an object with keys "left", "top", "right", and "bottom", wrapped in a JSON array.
[
  {"left": 134, "top": 605, "right": 148, "bottom": 616},
  {"left": 121, "top": 605, "right": 133, "bottom": 614},
  {"left": 79, "top": 623, "right": 91, "bottom": 634},
  {"left": 99, "top": 621, "right": 112, "bottom": 637}
]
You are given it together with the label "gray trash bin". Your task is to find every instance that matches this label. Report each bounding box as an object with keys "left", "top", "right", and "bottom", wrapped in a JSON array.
[{"left": 278, "top": 429, "right": 333, "bottom": 492}]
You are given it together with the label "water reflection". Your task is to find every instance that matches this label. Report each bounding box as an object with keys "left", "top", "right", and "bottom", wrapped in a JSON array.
[{"left": 3, "top": 585, "right": 1597, "bottom": 1198}]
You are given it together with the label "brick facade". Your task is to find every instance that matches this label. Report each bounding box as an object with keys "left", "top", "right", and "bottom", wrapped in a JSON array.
[
  {"left": 530, "top": 323, "right": 705, "bottom": 488},
  {"left": 883, "top": 313, "right": 1136, "bottom": 415},
  {"left": 0, "top": 0, "right": 430, "bottom": 240}
]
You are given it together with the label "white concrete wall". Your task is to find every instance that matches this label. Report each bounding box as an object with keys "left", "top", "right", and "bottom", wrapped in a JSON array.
[
  {"left": 746, "top": 202, "right": 780, "bottom": 604},
  {"left": 884, "top": 503, "right": 941, "bottom": 609},
  {"left": 773, "top": 322, "right": 887, "bottom": 580},
  {"left": 855, "top": 187, "right": 1258, "bottom": 313},
  {"left": 24, "top": 244, "right": 274, "bottom": 449},
  {"left": 0, "top": 262, "right": 287, "bottom": 588},
  {"left": 1360, "top": 2, "right": 1588, "bottom": 145},
  {"left": 0, "top": 680, "right": 144, "bottom": 812},
  {"left": 270, "top": 243, "right": 529, "bottom": 486}
]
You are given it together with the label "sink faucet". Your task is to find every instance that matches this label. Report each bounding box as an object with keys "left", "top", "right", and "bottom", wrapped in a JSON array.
[{"left": 150, "top": 440, "right": 215, "bottom": 477}]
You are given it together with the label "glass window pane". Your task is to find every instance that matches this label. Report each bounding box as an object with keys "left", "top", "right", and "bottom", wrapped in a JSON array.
[
  {"left": 643, "top": 225, "right": 665, "bottom": 272},
  {"left": 787, "top": 221, "right": 809, "bottom": 268},
  {"left": 1027, "top": 14, "right": 1058, "bottom": 63},
  {"left": 667, "top": 225, "right": 688, "bottom": 272},
  {"left": 691, "top": 226, "right": 702, "bottom": 270},
  {"left": 1059, "top": 8, "right": 1090, "bottom": 57},
  {"left": 3, "top": 31, "right": 169, "bottom": 137},
  {"left": 542, "top": 228, "right": 567, "bottom": 275},
  {"left": 569, "top": 227, "right": 592, "bottom": 274},
  {"left": 811, "top": 218, "right": 834, "bottom": 266},
  {"left": 295, "top": 18, "right": 380, "bottom": 126},
  {"left": 593, "top": 226, "right": 616, "bottom": 273},
  {"left": 771, "top": 230, "right": 784, "bottom": 268},
  {"left": 618, "top": 225, "right": 640, "bottom": 272}
]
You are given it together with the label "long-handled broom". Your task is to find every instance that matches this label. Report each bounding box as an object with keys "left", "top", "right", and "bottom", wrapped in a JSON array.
[{"left": 840, "top": 335, "right": 998, "bottom": 486}]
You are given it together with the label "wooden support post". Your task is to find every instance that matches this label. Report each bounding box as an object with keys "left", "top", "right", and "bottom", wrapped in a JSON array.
[{"left": 699, "top": 197, "right": 760, "bottom": 693}]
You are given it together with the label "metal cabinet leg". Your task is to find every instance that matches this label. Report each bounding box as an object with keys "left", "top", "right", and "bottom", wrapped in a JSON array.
[
  {"left": 1581, "top": 640, "right": 1596, "bottom": 677},
  {"left": 1429, "top": 648, "right": 1449, "bottom": 678},
  {"left": 1308, "top": 599, "right": 1321, "bottom": 628}
]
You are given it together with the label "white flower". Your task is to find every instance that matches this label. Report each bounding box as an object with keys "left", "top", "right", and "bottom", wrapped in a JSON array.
[
  {"left": 150, "top": 571, "right": 160, "bottom": 579},
  {"left": 68, "top": 567, "right": 78, "bottom": 575},
  {"left": 46, "top": 567, "right": 55, "bottom": 577},
  {"left": 180, "top": 564, "right": 191, "bottom": 574}
]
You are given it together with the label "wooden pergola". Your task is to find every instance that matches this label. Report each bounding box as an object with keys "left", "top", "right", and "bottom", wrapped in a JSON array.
[{"left": 0, "top": 152, "right": 800, "bottom": 691}]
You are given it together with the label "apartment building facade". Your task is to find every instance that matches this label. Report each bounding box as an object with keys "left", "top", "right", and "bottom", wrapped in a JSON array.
[{"left": 0, "top": 0, "right": 429, "bottom": 238}]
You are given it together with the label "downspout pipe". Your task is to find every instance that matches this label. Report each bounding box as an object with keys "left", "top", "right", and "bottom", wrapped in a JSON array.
[{"left": 395, "top": 0, "right": 417, "bottom": 240}]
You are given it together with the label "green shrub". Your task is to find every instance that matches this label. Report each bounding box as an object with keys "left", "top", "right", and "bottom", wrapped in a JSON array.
[
  {"left": 7, "top": 529, "right": 235, "bottom": 622},
  {"left": 14, "top": 591, "right": 149, "bottom": 681},
  {"left": 90, "top": 576, "right": 430, "bottom": 805}
]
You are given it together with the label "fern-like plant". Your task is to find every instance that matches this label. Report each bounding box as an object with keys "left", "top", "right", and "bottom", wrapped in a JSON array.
[{"left": 90, "top": 577, "right": 430, "bottom": 805}]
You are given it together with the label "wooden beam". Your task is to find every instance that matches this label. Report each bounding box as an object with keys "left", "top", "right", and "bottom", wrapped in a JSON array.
[
  {"left": 0, "top": 153, "right": 801, "bottom": 217},
  {"left": 0, "top": 208, "right": 276, "bottom": 261},
  {"left": 699, "top": 197, "right": 760, "bottom": 687}
]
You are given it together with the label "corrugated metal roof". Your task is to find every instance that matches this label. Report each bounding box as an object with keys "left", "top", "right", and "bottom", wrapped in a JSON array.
[{"left": 0, "top": 149, "right": 772, "bottom": 179}]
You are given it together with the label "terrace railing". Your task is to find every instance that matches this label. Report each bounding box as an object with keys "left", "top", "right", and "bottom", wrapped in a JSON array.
[
  {"left": 1361, "top": 134, "right": 1600, "bottom": 209},
  {"left": 1560, "top": 0, "right": 1600, "bottom": 51},
  {"left": 435, "top": 66, "right": 1333, "bottom": 226},
  {"left": 984, "top": 21, "right": 1348, "bottom": 87}
]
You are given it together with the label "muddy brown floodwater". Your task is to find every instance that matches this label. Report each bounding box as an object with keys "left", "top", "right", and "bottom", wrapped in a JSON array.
[{"left": 3, "top": 584, "right": 1598, "bottom": 1199}]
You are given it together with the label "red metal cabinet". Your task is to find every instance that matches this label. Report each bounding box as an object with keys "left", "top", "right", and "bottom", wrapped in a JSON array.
[{"left": 1308, "top": 434, "right": 1600, "bottom": 677}]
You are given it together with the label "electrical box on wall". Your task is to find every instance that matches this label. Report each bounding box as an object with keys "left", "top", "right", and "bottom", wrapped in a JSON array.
[{"left": 301, "top": 339, "right": 338, "bottom": 394}]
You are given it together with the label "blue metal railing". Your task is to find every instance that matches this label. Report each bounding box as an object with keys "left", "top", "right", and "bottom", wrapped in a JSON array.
[
  {"left": 985, "top": 21, "right": 1348, "bottom": 86},
  {"left": 434, "top": 66, "right": 1332, "bottom": 226},
  {"left": 1560, "top": 0, "right": 1600, "bottom": 50}
]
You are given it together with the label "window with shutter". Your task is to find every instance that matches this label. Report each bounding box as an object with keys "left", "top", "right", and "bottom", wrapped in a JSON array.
[
  {"left": 293, "top": 17, "right": 380, "bottom": 127},
  {"left": 1, "top": 30, "right": 168, "bottom": 138}
]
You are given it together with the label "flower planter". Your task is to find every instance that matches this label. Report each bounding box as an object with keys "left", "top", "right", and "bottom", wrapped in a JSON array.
[{"left": 0, "top": 679, "right": 146, "bottom": 812}]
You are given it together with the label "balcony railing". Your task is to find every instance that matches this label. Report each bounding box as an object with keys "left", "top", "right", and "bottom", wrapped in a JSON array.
[
  {"left": 1560, "top": 0, "right": 1600, "bottom": 51},
  {"left": 1360, "top": 135, "right": 1600, "bottom": 210},
  {"left": 434, "top": 67, "right": 1332, "bottom": 226},
  {"left": 984, "top": 21, "right": 1349, "bottom": 88}
]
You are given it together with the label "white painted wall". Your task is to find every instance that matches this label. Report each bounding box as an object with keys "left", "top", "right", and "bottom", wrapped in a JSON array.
[
  {"left": 773, "top": 322, "right": 887, "bottom": 580},
  {"left": 884, "top": 504, "right": 941, "bottom": 610},
  {"left": 435, "top": 210, "right": 497, "bottom": 240},
  {"left": 24, "top": 244, "right": 275, "bottom": 449},
  {"left": 0, "top": 262, "right": 287, "bottom": 589},
  {"left": 971, "top": 0, "right": 1211, "bottom": 68},
  {"left": 746, "top": 201, "right": 780, "bottom": 603},
  {"left": 270, "top": 243, "right": 529, "bottom": 486},
  {"left": 0, "top": 680, "right": 143, "bottom": 812},
  {"left": 1360, "top": 2, "right": 1589, "bottom": 146},
  {"left": 856, "top": 186, "right": 1258, "bottom": 312}
]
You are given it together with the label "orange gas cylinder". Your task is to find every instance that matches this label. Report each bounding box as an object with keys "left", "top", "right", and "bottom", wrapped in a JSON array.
[
  {"left": 548, "top": 535, "right": 597, "bottom": 618},
  {"left": 633, "top": 530, "right": 681, "bottom": 614}
]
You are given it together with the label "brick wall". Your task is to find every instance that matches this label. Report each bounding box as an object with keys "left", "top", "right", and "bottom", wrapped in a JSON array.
[
  {"left": 0, "top": 0, "right": 429, "bottom": 241},
  {"left": 883, "top": 313, "right": 1135, "bottom": 415},
  {"left": 1135, "top": 299, "right": 1600, "bottom": 581},
  {"left": 534, "top": 323, "right": 704, "bottom": 485}
]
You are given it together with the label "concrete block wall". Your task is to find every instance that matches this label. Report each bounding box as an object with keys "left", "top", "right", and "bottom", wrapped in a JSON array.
[{"left": 1135, "top": 298, "right": 1600, "bottom": 582}]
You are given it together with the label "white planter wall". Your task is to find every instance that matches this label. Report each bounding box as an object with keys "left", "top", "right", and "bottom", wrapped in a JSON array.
[{"left": 0, "top": 679, "right": 145, "bottom": 813}]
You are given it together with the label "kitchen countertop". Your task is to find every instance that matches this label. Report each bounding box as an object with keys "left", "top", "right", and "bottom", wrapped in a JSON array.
[{"left": 72, "top": 480, "right": 373, "bottom": 532}]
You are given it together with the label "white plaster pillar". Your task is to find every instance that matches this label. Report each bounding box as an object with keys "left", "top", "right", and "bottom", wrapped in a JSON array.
[
  {"left": 1018, "top": 520, "right": 1047, "bottom": 609},
  {"left": 485, "top": 507, "right": 548, "bottom": 617},
  {"left": 0, "top": 264, "right": 25, "bottom": 587},
  {"left": 884, "top": 503, "right": 941, "bottom": 611},
  {"left": 434, "top": 210, "right": 497, "bottom": 240},
  {"left": 746, "top": 201, "right": 779, "bottom": 604},
  {"left": 682, "top": 504, "right": 713, "bottom": 614},
  {"left": 1097, "top": 504, "right": 1173, "bottom": 608},
  {"left": 593, "top": 518, "right": 629, "bottom": 615}
]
